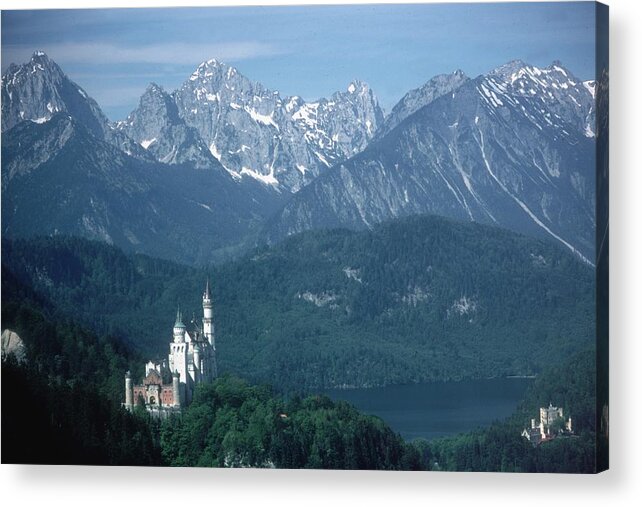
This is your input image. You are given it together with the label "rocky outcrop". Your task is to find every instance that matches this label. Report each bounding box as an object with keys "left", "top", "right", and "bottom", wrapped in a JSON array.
[{"left": 1, "top": 329, "right": 26, "bottom": 363}]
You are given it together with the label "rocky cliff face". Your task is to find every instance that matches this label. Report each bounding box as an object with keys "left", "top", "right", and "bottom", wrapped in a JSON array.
[
  {"left": 1, "top": 329, "right": 26, "bottom": 363},
  {"left": 265, "top": 60, "right": 597, "bottom": 263},
  {"left": 165, "top": 59, "right": 384, "bottom": 192},
  {"left": 115, "top": 83, "right": 218, "bottom": 169},
  {"left": 1, "top": 113, "right": 285, "bottom": 264},
  {"left": 2, "top": 53, "right": 290, "bottom": 264},
  {"left": 2, "top": 52, "right": 598, "bottom": 265},
  {"left": 1, "top": 51, "right": 148, "bottom": 158},
  {"left": 375, "top": 69, "right": 469, "bottom": 138}
]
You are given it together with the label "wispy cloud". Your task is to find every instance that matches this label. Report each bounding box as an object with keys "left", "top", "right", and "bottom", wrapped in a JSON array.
[{"left": 2, "top": 41, "right": 287, "bottom": 68}]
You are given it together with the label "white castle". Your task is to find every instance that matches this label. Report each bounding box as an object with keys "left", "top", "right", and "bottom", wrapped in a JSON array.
[
  {"left": 124, "top": 280, "right": 217, "bottom": 414},
  {"left": 522, "top": 403, "right": 573, "bottom": 445}
]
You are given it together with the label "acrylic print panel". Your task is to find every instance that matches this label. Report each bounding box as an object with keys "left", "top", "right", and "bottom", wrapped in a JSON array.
[{"left": 0, "top": 1, "right": 608, "bottom": 472}]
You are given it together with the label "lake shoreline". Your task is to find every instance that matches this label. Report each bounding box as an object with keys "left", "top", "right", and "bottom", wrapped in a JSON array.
[{"left": 317, "top": 377, "right": 534, "bottom": 441}]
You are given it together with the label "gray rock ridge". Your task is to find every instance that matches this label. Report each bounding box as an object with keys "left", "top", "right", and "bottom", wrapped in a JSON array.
[
  {"left": 160, "top": 59, "right": 384, "bottom": 192},
  {"left": 375, "top": 69, "right": 469, "bottom": 139},
  {"left": 115, "top": 83, "right": 220, "bottom": 169},
  {"left": 1, "top": 51, "right": 150, "bottom": 160},
  {"left": 264, "top": 60, "right": 597, "bottom": 264},
  {"left": 2, "top": 53, "right": 598, "bottom": 265},
  {"left": 1, "top": 113, "right": 287, "bottom": 265}
]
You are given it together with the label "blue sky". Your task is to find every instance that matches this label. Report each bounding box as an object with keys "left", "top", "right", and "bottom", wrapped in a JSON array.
[{"left": 1, "top": 2, "right": 597, "bottom": 121}]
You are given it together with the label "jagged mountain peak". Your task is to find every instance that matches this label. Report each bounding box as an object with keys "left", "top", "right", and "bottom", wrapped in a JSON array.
[
  {"left": 1, "top": 52, "right": 151, "bottom": 159},
  {"left": 116, "top": 80, "right": 221, "bottom": 169},
  {"left": 31, "top": 50, "right": 51, "bottom": 62},
  {"left": 22, "top": 50, "right": 58, "bottom": 73},
  {"left": 145, "top": 82, "right": 167, "bottom": 94},
  {"left": 346, "top": 79, "right": 369, "bottom": 94},
  {"left": 170, "top": 58, "right": 384, "bottom": 191},
  {"left": 3, "top": 50, "right": 61, "bottom": 84},
  {"left": 489, "top": 59, "right": 529, "bottom": 79},
  {"left": 2, "top": 51, "right": 67, "bottom": 88},
  {"left": 2, "top": 52, "right": 105, "bottom": 135},
  {"left": 376, "top": 68, "right": 469, "bottom": 138},
  {"left": 478, "top": 59, "right": 594, "bottom": 139},
  {"left": 488, "top": 59, "right": 580, "bottom": 87},
  {"left": 123, "top": 81, "right": 181, "bottom": 128},
  {"left": 266, "top": 58, "right": 596, "bottom": 264},
  {"left": 549, "top": 59, "right": 570, "bottom": 72},
  {"left": 187, "top": 57, "right": 248, "bottom": 86}
]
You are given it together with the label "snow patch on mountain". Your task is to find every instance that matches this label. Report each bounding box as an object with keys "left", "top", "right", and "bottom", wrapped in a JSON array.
[
  {"left": 141, "top": 138, "right": 156, "bottom": 149},
  {"left": 241, "top": 166, "right": 279, "bottom": 186}
]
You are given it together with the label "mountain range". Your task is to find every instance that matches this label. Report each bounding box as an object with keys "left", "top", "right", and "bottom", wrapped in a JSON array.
[
  {"left": 115, "top": 58, "right": 384, "bottom": 192},
  {"left": 2, "top": 52, "right": 597, "bottom": 265},
  {"left": 264, "top": 60, "right": 597, "bottom": 263}
]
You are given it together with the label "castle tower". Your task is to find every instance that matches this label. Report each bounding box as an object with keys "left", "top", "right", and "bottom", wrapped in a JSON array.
[
  {"left": 173, "top": 307, "right": 186, "bottom": 343},
  {"left": 202, "top": 279, "right": 214, "bottom": 347},
  {"left": 125, "top": 371, "right": 133, "bottom": 410},
  {"left": 169, "top": 307, "right": 188, "bottom": 392},
  {"left": 172, "top": 370, "right": 181, "bottom": 408}
]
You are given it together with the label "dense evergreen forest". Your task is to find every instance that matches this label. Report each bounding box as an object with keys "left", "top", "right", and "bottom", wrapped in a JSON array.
[
  {"left": 161, "top": 375, "right": 421, "bottom": 469},
  {"left": 1, "top": 269, "right": 161, "bottom": 464},
  {"left": 2, "top": 214, "right": 599, "bottom": 470},
  {"left": 2, "top": 262, "right": 599, "bottom": 471},
  {"left": 2, "top": 214, "right": 595, "bottom": 390},
  {"left": 1, "top": 270, "right": 417, "bottom": 468}
]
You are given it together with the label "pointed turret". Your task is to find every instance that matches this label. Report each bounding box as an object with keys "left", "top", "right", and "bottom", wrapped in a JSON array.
[
  {"left": 203, "top": 278, "right": 211, "bottom": 300},
  {"left": 175, "top": 307, "right": 183, "bottom": 326},
  {"left": 173, "top": 305, "right": 186, "bottom": 343}
]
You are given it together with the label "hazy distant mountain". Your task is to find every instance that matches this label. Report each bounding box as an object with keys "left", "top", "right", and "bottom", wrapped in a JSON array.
[
  {"left": 1, "top": 113, "right": 284, "bottom": 264},
  {"left": 265, "top": 60, "right": 597, "bottom": 263}
]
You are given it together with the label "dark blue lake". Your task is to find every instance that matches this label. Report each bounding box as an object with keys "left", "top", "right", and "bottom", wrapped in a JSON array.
[{"left": 320, "top": 377, "right": 533, "bottom": 441}]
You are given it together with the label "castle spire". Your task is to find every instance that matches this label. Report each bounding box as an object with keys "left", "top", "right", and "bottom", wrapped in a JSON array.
[
  {"left": 174, "top": 305, "right": 185, "bottom": 328},
  {"left": 204, "top": 277, "right": 211, "bottom": 299}
]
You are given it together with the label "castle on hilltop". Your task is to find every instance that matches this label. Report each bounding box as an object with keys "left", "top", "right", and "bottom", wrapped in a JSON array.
[
  {"left": 124, "top": 280, "right": 217, "bottom": 415},
  {"left": 522, "top": 403, "right": 573, "bottom": 445}
]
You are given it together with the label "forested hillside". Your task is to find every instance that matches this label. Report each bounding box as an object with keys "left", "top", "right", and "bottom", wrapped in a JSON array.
[
  {"left": 1, "top": 270, "right": 419, "bottom": 468},
  {"left": 161, "top": 375, "right": 421, "bottom": 469},
  {"left": 416, "top": 349, "right": 600, "bottom": 473},
  {"left": 2, "top": 254, "right": 599, "bottom": 471},
  {"left": 3, "top": 213, "right": 595, "bottom": 390},
  {"left": 1, "top": 268, "right": 162, "bottom": 465}
]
